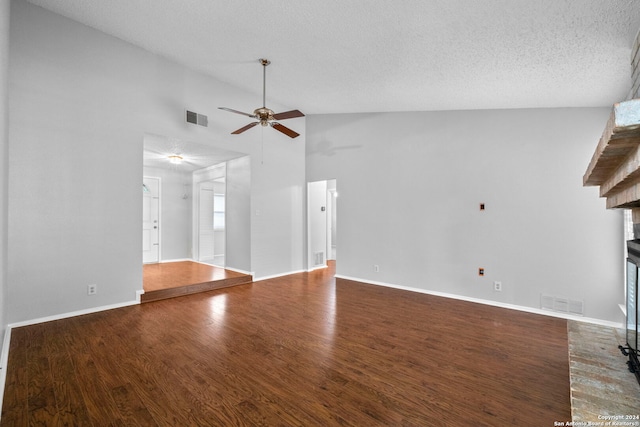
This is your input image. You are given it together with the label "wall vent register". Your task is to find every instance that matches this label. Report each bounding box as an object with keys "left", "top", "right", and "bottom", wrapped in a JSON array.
[
  {"left": 186, "top": 110, "right": 208, "bottom": 127},
  {"left": 540, "top": 294, "right": 584, "bottom": 316}
]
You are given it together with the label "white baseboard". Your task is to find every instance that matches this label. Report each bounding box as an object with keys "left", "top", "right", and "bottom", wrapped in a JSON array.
[
  {"left": 254, "top": 269, "right": 306, "bottom": 282},
  {"left": 183, "top": 259, "right": 253, "bottom": 278},
  {"left": 619, "top": 303, "right": 627, "bottom": 317},
  {"left": 223, "top": 266, "right": 254, "bottom": 277},
  {"left": 308, "top": 265, "right": 328, "bottom": 272},
  {"left": 8, "top": 300, "right": 140, "bottom": 329},
  {"left": 335, "top": 274, "right": 623, "bottom": 329}
]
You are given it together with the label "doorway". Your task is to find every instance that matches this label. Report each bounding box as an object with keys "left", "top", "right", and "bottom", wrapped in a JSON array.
[
  {"left": 327, "top": 182, "right": 337, "bottom": 261},
  {"left": 197, "top": 177, "right": 226, "bottom": 267},
  {"left": 307, "top": 179, "right": 337, "bottom": 270},
  {"left": 143, "top": 176, "right": 160, "bottom": 263},
  {"left": 143, "top": 133, "right": 247, "bottom": 265}
]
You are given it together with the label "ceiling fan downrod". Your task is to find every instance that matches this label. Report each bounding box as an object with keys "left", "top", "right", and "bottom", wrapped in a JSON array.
[{"left": 260, "top": 58, "right": 270, "bottom": 109}]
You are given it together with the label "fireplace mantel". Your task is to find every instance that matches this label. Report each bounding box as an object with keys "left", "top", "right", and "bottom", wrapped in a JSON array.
[{"left": 583, "top": 98, "right": 640, "bottom": 208}]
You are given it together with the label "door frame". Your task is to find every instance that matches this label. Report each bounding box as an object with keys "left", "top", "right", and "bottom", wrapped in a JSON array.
[
  {"left": 197, "top": 180, "right": 215, "bottom": 263},
  {"left": 192, "top": 163, "right": 226, "bottom": 263},
  {"left": 143, "top": 176, "right": 161, "bottom": 263},
  {"left": 327, "top": 188, "right": 337, "bottom": 260}
]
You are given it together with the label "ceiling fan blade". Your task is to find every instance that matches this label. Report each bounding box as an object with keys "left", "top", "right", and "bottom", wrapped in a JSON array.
[
  {"left": 272, "top": 110, "right": 305, "bottom": 120},
  {"left": 231, "top": 122, "right": 259, "bottom": 134},
  {"left": 218, "top": 107, "right": 256, "bottom": 118},
  {"left": 271, "top": 122, "right": 300, "bottom": 138}
]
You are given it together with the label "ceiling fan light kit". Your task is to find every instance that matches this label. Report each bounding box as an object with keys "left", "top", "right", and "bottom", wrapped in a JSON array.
[
  {"left": 219, "top": 58, "right": 304, "bottom": 138},
  {"left": 168, "top": 155, "right": 183, "bottom": 165}
]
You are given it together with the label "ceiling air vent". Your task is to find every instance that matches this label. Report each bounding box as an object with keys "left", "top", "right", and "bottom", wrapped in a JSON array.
[{"left": 186, "top": 110, "right": 208, "bottom": 127}]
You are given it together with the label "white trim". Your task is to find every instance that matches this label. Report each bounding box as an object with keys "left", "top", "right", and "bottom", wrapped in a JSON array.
[
  {"left": 335, "top": 274, "right": 623, "bottom": 329},
  {"left": 157, "top": 259, "right": 255, "bottom": 278},
  {"left": 193, "top": 260, "right": 215, "bottom": 266},
  {"left": 307, "top": 265, "right": 328, "bottom": 273},
  {"left": 222, "top": 266, "right": 254, "bottom": 277},
  {"left": 0, "top": 326, "right": 12, "bottom": 419},
  {"left": 159, "top": 258, "right": 192, "bottom": 263},
  {"left": 143, "top": 175, "right": 162, "bottom": 264},
  {"left": 619, "top": 303, "right": 627, "bottom": 317},
  {"left": 8, "top": 300, "right": 140, "bottom": 329},
  {"left": 307, "top": 181, "right": 312, "bottom": 272},
  {"left": 190, "top": 260, "right": 254, "bottom": 277},
  {"left": 253, "top": 270, "right": 306, "bottom": 282},
  {"left": 136, "top": 289, "right": 145, "bottom": 302}
]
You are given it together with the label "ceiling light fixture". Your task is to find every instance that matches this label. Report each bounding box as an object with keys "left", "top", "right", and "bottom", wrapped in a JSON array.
[{"left": 168, "top": 155, "right": 183, "bottom": 164}]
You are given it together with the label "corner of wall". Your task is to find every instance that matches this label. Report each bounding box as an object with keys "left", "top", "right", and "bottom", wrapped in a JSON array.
[{"left": 0, "top": 0, "right": 11, "bottom": 368}]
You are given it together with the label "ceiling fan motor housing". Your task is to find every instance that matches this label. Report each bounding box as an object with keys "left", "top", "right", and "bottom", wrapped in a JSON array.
[{"left": 254, "top": 107, "right": 275, "bottom": 126}]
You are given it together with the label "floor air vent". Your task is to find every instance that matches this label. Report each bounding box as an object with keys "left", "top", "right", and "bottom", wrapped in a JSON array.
[{"left": 541, "top": 294, "right": 584, "bottom": 316}]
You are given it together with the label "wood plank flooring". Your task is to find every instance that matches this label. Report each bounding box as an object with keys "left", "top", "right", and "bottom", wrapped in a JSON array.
[
  {"left": 1, "top": 262, "right": 572, "bottom": 426},
  {"left": 142, "top": 261, "right": 252, "bottom": 303}
]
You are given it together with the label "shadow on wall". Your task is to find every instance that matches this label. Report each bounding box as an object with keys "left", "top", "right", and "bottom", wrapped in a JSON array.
[{"left": 307, "top": 137, "right": 362, "bottom": 157}]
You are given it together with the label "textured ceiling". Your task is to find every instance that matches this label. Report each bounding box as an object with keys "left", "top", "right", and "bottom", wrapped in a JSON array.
[{"left": 25, "top": 0, "right": 640, "bottom": 114}]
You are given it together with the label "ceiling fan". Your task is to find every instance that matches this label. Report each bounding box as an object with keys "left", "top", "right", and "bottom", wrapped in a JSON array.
[{"left": 219, "top": 58, "right": 305, "bottom": 138}]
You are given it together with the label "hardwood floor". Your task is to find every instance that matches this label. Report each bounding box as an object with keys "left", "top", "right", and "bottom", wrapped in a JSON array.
[
  {"left": 1, "top": 262, "right": 571, "bottom": 426},
  {"left": 142, "top": 261, "right": 252, "bottom": 303}
]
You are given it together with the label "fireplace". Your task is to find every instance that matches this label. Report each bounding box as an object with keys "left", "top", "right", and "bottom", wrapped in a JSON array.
[{"left": 621, "top": 240, "right": 640, "bottom": 385}]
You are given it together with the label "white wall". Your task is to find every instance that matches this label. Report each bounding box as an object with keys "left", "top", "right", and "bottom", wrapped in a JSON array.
[
  {"left": 0, "top": 0, "right": 10, "bottom": 351},
  {"left": 251, "top": 135, "right": 306, "bottom": 279},
  {"left": 226, "top": 156, "right": 251, "bottom": 272},
  {"left": 144, "top": 167, "right": 192, "bottom": 261},
  {"left": 306, "top": 108, "right": 624, "bottom": 323},
  {"left": 7, "top": 1, "right": 305, "bottom": 323}
]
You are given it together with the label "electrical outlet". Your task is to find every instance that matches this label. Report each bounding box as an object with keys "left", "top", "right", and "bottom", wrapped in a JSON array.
[
  {"left": 87, "top": 284, "right": 97, "bottom": 295},
  {"left": 373, "top": 264, "right": 380, "bottom": 273},
  {"left": 493, "top": 281, "right": 502, "bottom": 292}
]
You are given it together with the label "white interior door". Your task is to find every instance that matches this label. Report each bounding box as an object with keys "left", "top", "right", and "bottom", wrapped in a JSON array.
[{"left": 143, "top": 177, "right": 160, "bottom": 263}]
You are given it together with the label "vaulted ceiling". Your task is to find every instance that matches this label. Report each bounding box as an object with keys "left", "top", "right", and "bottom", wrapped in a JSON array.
[{"left": 25, "top": 0, "right": 640, "bottom": 114}]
